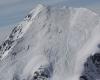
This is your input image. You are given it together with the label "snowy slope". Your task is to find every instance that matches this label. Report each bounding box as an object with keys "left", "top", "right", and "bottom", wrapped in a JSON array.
[{"left": 0, "top": 4, "right": 100, "bottom": 80}]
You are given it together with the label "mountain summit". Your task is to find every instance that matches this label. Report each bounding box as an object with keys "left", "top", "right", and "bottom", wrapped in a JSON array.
[{"left": 0, "top": 4, "right": 100, "bottom": 80}]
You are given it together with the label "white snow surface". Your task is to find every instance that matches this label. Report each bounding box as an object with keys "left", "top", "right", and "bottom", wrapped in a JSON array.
[{"left": 0, "top": 4, "right": 100, "bottom": 80}]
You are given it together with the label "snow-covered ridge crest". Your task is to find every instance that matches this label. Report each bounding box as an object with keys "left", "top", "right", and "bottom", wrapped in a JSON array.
[
  {"left": 0, "top": 4, "right": 46, "bottom": 60},
  {"left": 24, "top": 4, "right": 46, "bottom": 21}
]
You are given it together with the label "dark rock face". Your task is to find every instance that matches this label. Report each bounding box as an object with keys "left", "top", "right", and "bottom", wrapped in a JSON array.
[
  {"left": 80, "top": 53, "right": 100, "bottom": 80},
  {"left": 80, "top": 75, "right": 88, "bottom": 80},
  {"left": 92, "top": 53, "right": 100, "bottom": 67},
  {"left": 24, "top": 13, "right": 33, "bottom": 21},
  {"left": 32, "top": 64, "right": 53, "bottom": 80}
]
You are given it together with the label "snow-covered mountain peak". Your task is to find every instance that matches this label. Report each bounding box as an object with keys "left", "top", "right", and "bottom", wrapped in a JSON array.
[
  {"left": 24, "top": 4, "right": 46, "bottom": 21},
  {"left": 30, "top": 4, "right": 46, "bottom": 13},
  {"left": 0, "top": 5, "right": 100, "bottom": 80}
]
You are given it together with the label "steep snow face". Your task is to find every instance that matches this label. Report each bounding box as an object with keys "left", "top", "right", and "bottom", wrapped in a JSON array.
[{"left": 0, "top": 5, "right": 100, "bottom": 80}]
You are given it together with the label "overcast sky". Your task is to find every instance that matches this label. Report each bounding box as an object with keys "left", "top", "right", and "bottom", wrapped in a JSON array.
[{"left": 0, "top": 0, "right": 100, "bottom": 27}]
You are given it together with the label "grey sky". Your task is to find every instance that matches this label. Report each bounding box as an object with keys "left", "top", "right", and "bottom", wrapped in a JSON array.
[{"left": 0, "top": 0, "right": 100, "bottom": 27}]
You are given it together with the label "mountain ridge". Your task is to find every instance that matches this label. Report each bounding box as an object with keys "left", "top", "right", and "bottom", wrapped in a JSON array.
[{"left": 0, "top": 4, "right": 100, "bottom": 80}]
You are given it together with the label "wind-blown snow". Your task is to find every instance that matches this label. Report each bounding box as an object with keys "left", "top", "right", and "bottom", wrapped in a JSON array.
[{"left": 0, "top": 4, "right": 100, "bottom": 80}]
